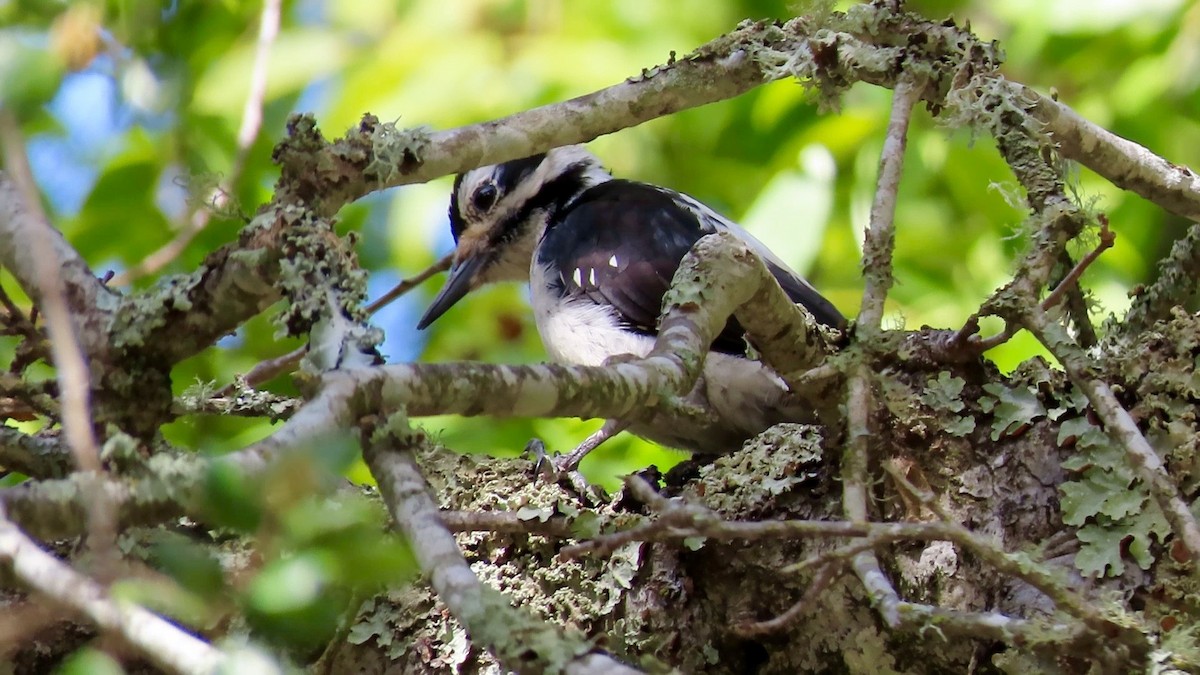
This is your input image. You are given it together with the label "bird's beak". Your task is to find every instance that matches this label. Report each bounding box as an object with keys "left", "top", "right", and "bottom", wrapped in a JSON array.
[{"left": 416, "top": 254, "right": 488, "bottom": 329}]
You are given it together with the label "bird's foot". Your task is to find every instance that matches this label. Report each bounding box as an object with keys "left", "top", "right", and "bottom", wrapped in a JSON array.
[
  {"left": 522, "top": 438, "right": 558, "bottom": 481},
  {"left": 555, "top": 418, "right": 629, "bottom": 472},
  {"left": 522, "top": 438, "right": 600, "bottom": 501}
]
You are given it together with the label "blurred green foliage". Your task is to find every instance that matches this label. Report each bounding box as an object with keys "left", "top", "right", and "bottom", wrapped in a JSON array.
[
  {"left": 54, "top": 648, "right": 124, "bottom": 675},
  {"left": 4, "top": 0, "right": 1198, "bottom": 478},
  {"left": 1, "top": 0, "right": 1196, "bottom": 449},
  {"left": 2, "top": 0, "right": 1199, "bottom": 653}
]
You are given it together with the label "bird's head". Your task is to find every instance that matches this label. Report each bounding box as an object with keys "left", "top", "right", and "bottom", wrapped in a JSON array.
[{"left": 416, "top": 145, "right": 610, "bottom": 329}]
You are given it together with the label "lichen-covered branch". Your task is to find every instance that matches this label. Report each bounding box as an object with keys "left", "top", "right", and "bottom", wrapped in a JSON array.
[
  {"left": 361, "top": 413, "right": 642, "bottom": 675},
  {"left": 841, "top": 368, "right": 899, "bottom": 622},
  {"left": 214, "top": 253, "right": 452, "bottom": 394},
  {"left": 0, "top": 460, "right": 193, "bottom": 541},
  {"left": 0, "top": 506, "right": 223, "bottom": 674},
  {"left": 1023, "top": 308, "right": 1200, "bottom": 571},
  {"left": 4, "top": 2, "right": 1199, "bottom": 670},
  {"left": 0, "top": 174, "right": 116, "bottom": 360},
  {"left": 0, "top": 425, "right": 72, "bottom": 480},
  {"left": 1006, "top": 81, "right": 1200, "bottom": 221},
  {"left": 1122, "top": 219, "right": 1200, "bottom": 335},
  {"left": 660, "top": 231, "right": 829, "bottom": 385},
  {"left": 561, "top": 377, "right": 1138, "bottom": 651},
  {"left": 858, "top": 76, "right": 921, "bottom": 333},
  {"left": 0, "top": 162, "right": 117, "bottom": 558},
  {"left": 844, "top": 78, "right": 921, "bottom": 644},
  {"left": 270, "top": 6, "right": 1004, "bottom": 215}
]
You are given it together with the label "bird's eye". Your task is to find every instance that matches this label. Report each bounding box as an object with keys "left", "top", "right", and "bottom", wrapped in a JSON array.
[{"left": 472, "top": 183, "right": 498, "bottom": 212}]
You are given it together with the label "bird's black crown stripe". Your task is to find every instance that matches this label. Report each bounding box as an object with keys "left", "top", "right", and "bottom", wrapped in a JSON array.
[
  {"left": 493, "top": 159, "right": 596, "bottom": 247},
  {"left": 448, "top": 173, "right": 467, "bottom": 241},
  {"left": 493, "top": 153, "right": 547, "bottom": 197}
]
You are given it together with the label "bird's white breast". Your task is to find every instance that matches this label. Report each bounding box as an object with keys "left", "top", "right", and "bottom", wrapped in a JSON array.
[
  {"left": 529, "top": 261, "right": 810, "bottom": 453},
  {"left": 529, "top": 262, "right": 654, "bottom": 366}
]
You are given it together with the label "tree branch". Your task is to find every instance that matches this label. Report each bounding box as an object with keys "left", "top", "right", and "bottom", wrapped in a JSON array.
[
  {"left": 858, "top": 75, "right": 921, "bottom": 333},
  {"left": 0, "top": 172, "right": 115, "bottom": 360},
  {"left": 213, "top": 253, "right": 451, "bottom": 396},
  {"left": 0, "top": 426, "right": 72, "bottom": 479},
  {"left": 0, "top": 152, "right": 115, "bottom": 556},
  {"left": 1121, "top": 219, "right": 1200, "bottom": 335},
  {"left": 0, "top": 505, "right": 222, "bottom": 674},
  {"left": 1009, "top": 81, "right": 1200, "bottom": 222}
]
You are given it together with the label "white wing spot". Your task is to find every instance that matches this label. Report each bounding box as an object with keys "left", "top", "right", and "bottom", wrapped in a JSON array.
[{"left": 572, "top": 268, "right": 583, "bottom": 287}]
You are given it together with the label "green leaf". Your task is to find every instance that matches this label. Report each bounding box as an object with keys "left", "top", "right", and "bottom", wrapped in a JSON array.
[
  {"left": 1074, "top": 524, "right": 1126, "bottom": 578},
  {"left": 56, "top": 649, "right": 125, "bottom": 675},
  {"left": 515, "top": 506, "right": 553, "bottom": 522},
  {"left": 203, "top": 459, "right": 263, "bottom": 532},
  {"left": 249, "top": 552, "right": 333, "bottom": 614},
  {"left": 146, "top": 531, "right": 226, "bottom": 596},
  {"left": 0, "top": 35, "right": 64, "bottom": 115},
  {"left": 1128, "top": 503, "right": 1172, "bottom": 570},
  {"left": 570, "top": 511, "right": 601, "bottom": 540}
]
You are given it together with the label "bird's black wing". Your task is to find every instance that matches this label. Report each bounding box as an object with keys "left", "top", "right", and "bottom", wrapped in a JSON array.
[
  {"left": 762, "top": 259, "right": 846, "bottom": 330},
  {"left": 538, "top": 180, "right": 841, "bottom": 356}
]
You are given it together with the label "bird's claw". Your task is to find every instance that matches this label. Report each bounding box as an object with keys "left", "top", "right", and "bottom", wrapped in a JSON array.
[
  {"left": 522, "top": 438, "right": 560, "bottom": 481},
  {"left": 523, "top": 438, "right": 604, "bottom": 502}
]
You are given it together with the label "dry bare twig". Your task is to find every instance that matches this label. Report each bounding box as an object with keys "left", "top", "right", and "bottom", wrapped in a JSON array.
[
  {"left": 0, "top": 120, "right": 116, "bottom": 562},
  {"left": 843, "top": 74, "right": 918, "bottom": 635}
]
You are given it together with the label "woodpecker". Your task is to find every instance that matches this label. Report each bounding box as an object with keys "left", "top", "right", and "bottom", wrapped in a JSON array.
[{"left": 418, "top": 146, "right": 844, "bottom": 466}]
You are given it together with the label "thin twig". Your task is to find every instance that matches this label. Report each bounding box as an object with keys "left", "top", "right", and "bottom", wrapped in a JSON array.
[
  {"left": 841, "top": 368, "right": 901, "bottom": 620},
  {"left": 735, "top": 562, "right": 845, "bottom": 636},
  {"left": 110, "top": 0, "right": 282, "bottom": 286},
  {"left": 438, "top": 509, "right": 575, "bottom": 538},
  {"left": 558, "top": 449, "right": 1140, "bottom": 647},
  {"left": 0, "top": 117, "right": 115, "bottom": 561},
  {"left": 365, "top": 253, "right": 453, "bottom": 314},
  {"left": 858, "top": 76, "right": 921, "bottom": 333},
  {"left": 0, "top": 282, "right": 40, "bottom": 346},
  {"left": 0, "top": 113, "right": 48, "bottom": 227},
  {"left": 952, "top": 213, "right": 1114, "bottom": 354},
  {"left": 844, "top": 77, "right": 921, "bottom": 632},
  {"left": 1038, "top": 218, "right": 1114, "bottom": 314},
  {"left": 882, "top": 462, "right": 1140, "bottom": 643}
]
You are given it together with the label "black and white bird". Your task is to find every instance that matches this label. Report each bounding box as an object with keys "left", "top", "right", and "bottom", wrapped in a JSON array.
[{"left": 417, "top": 146, "right": 844, "bottom": 466}]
